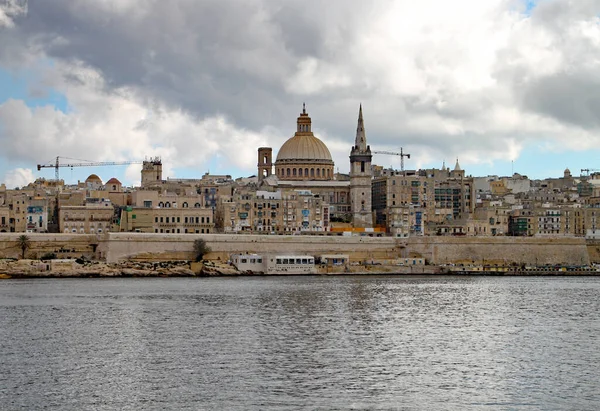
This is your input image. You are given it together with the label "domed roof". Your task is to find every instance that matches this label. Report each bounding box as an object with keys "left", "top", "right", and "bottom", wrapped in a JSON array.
[
  {"left": 106, "top": 177, "right": 122, "bottom": 185},
  {"left": 276, "top": 134, "right": 333, "bottom": 162},
  {"left": 85, "top": 174, "right": 102, "bottom": 183}
]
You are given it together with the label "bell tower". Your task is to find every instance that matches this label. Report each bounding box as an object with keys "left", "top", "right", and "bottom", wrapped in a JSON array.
[
  {"left": 349, "top": 104, "right": 373, "bottom": 228},
  {"left": 141, "top": 157, "right": 162, "bottom": 188},
  {"left": 257, "top": 147, "right": 273, "bottom": 181}
]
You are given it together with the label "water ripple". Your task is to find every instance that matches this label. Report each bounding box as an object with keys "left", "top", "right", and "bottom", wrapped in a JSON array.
[{"left": 1, "top": 276, "right": 600, "bottom": 409}]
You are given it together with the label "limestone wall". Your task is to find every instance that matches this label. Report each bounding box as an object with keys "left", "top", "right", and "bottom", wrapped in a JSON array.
[
  {"left": 99, "top": 233, "right": 404, "bottom": 263},
  {"left": 0, "top": 233, "right": 591, "bottom": 267},
  {"left": 408, "top": 236, "right": 589, "bottom": 266},
  {"left": 0, "top": 233, "right": 98, "bottom": 259}
]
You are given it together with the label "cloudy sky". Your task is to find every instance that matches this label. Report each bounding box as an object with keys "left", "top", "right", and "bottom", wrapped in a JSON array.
[{"left": 1, "top": 0, "right": 599, "bottom": 187}]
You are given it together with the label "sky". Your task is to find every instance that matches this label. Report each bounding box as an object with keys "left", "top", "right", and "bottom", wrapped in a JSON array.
[{"left": 1, "top": 0, "right": 600, "bottom": 188}]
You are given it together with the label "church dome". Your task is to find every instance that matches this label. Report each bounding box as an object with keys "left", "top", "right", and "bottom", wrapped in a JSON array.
[
  {"left": 274, "top": 104, "right": 335, "bottom": 181},
  {"left": 276, "top": 134, "right": 332, "bottom": 162},
  {"left": 85, "top": 174, "right": 102, "bottom": 183}
]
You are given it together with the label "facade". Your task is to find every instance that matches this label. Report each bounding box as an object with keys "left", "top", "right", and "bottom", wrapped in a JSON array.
[
  {"left": 119, "top": 206, "right": 214, "bottom": 233},
  {"left": 59, "top": 199, "right": 114, "bottom": 234},
  {"left": 219, "top": 189, "right": 329, "bottom": 234}
]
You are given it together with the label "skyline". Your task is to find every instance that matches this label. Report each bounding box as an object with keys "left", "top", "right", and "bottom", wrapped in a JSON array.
[{"left": 1, "top": 0, "right": 600, "bottom": 187}]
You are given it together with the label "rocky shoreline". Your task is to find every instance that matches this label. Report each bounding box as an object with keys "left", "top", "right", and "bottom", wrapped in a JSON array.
[
  {"left": 0, "top": 259, "right": 241, "bottom": 278},
  {"left": 2, "top": 258, "right": 599, "bottom": 279}
]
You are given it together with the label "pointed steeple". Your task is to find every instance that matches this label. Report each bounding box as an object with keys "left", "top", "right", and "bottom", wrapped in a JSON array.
[
  {"left": 454, "top": 158, "right": 461, "bottom": 171},
  {"left": 355, "top": 104, "right": 367, "bottom": 150}
]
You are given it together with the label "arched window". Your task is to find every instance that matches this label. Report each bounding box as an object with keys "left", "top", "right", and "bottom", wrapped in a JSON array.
[
  {"left": 287, "top": 168, "right": 291, "bottom": 177},
  {"left": 293, "top": 168, "right": 297, "bottom": 176},
  {"left": 158, "top": 202, "right": 164, "bottom": 208},
  {"left": 311, "top": 168, "right": 315, "bottom": 177},
  {"left": 183, "top": 202, "right": 188, "bottom": 208},
  {"left": 194, "top": 203, "right": 201, "bottom": 208},
  {"left": 305, "top": 168, "right": 308, "bottom": 177},
  {"left": 316, "top": 168, "right": 320, "bottom": 177},
  {"left": 165, "top": 202, "right": 171, "bottom": 208},
  {"left": 299, "top": 168, "right": 303, "bottom": 177}
]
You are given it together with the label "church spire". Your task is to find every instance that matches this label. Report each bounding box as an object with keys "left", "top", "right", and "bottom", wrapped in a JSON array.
[{"left": 355, "top": 104, "right": 367, "bottom": 150}]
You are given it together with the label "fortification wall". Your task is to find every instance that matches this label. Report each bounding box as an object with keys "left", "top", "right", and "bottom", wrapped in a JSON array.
[
  {"left": 408, "top": 236, "right": 589, "bottom": 266},
  {"left": 0, "top": 234, "right": 98, "bottom": 259},
  {"left": 99, "top": 233, "right": 404, "bottom": 263},
  {"left": 0, "top": 233, "right": 591, "bottom": 267}
]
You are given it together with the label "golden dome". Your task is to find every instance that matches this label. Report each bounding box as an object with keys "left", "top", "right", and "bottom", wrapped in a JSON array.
[{"left": 276, "top": 134, "right": 333, "bottom": 162}]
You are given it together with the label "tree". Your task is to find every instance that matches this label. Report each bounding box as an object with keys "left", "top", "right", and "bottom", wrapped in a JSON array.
[
  {"left": 193, "top": 238, "right": 211, "bottom": 262},
  {"left": 17, "top": 235, "right": 31, "bottom": 259}
]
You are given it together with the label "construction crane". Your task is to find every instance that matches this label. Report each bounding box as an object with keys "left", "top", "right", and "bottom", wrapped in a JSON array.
[
  {"left": 372, "top": 147, "right": 411, "bottom": 172},
  {"left": 37, "top": 156, "right": 143, "bottom": 181}
]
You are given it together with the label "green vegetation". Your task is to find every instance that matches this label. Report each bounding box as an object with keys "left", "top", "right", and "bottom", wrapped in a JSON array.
[
  {"left": 17, "top": 235, "right": 31, "bottom": 259},
  {"left": 193, "top": 238, "right": 211, "bottom": 262},
  {"left": 40, "top": 252, "right": 57, "bottom": 261}
]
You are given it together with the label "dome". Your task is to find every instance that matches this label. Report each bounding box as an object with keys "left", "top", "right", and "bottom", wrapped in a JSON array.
[
  {"left": 273, "top": 105, "right": 335, "bottom": 181},
  {"left": 85, "top": 174, "right": 102, "bottom": 183},
  {"left": 276, "top": 134, "right": 333, "bottom": 162},
  {"left": 106, "top": 177, "right": 122, "bottom": 185}
]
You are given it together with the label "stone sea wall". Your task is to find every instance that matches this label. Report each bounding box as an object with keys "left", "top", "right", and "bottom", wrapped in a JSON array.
[{"left": 0, "top": 233, "right": 593, "bottom": 266}]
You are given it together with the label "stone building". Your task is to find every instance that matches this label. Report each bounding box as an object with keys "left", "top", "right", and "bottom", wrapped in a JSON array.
[
  {"left": 257, "top": 105, "right": 356, "bottom": 225},
  {"left": 119, "top": 206, "right": 214, "bottom": 234},
  {"left": 219, "top": 188, "right": 329, "bottom": 234},
  {"left": 59, "top": 198, "right": 114, "bottom": 234}
]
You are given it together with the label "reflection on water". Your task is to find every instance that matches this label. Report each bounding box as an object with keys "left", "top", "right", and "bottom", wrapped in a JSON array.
[{"left": 1, "top": 276, "right": 599, "bottom": 410}]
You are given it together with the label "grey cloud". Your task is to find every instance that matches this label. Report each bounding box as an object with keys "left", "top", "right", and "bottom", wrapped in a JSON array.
[
  {"left": 2, "top": 0, "right": 600, "bottom": 176},
  {"left": 522, "top": 72, "right": 600, "bottom": 128}
]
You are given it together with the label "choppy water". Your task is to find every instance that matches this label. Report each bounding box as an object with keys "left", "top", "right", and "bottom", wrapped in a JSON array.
[{"left": 1, "top": 276, "right": 600, "bottom": 410}]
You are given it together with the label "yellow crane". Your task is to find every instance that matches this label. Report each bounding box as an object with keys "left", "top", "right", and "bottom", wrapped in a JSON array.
[{"left": 37, "top": 156, "right": 142, "bottom": 181}]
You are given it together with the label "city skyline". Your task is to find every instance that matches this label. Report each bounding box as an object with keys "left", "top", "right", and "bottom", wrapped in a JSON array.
[{"left": 1, "top": 0, "right": 600, "bottom": 187}]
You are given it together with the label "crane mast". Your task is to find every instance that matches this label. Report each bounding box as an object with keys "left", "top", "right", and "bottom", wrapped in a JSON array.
[{"left": 372, "top": 147, "right": 411, "bottom": 172}]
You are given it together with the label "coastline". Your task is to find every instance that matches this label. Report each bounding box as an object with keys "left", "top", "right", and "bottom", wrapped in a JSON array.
[{"left": 2, "top": 259, "right": 599, "bottom": 279}]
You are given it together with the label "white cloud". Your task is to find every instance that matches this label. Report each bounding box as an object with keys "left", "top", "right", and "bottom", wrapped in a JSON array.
[
  {"left": 3, "top": 167, "right": 35, "bottom": 188},
  {"left": 2, "top": 0, "right": 600, "bottom": 180},
  {"left": 0, "top": 0, "right": 26, "bottom": 28},
  {"left": 0, "top": 60, "right": 277, "bottom": 184}
]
